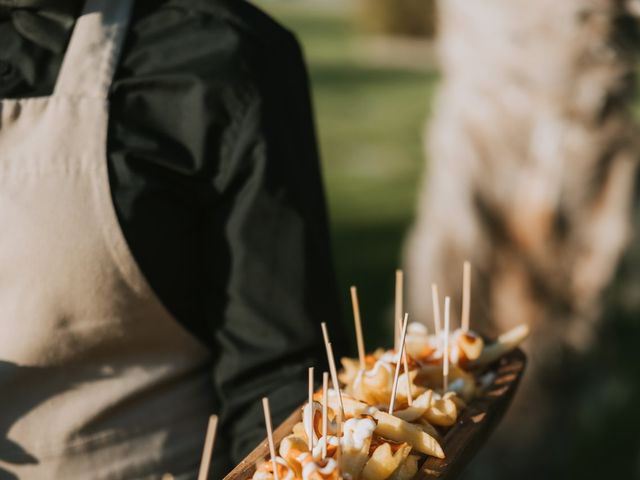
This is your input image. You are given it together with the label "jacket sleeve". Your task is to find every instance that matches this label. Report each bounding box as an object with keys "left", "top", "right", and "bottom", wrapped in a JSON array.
[{"left": 204, "top": 27, "right": 346, "bottom": 477}]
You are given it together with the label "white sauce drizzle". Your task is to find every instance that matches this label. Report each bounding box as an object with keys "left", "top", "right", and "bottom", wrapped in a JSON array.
[
  {"left": 341, "top": 417, "right": 376, "bottom": 451},
  {"left": 275, "top": 457, "right": 295, "bottom": 480},
  {"left": 406, "top": 322, "right": 429, "bottom": 347},
  {"left": 312, "top": 435, "right": 340, "bottom": 459},
  {"left": 408, "top": 322, "right": 428, "bottom": 335},
  {"left": 353, "top": 357, "right": 394, "bottom": 391},
  {"left": 296, "top": 452, "right": 339, "bottom": 480}
]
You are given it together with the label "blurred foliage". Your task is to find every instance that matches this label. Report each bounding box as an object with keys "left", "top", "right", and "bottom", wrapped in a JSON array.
[
  {"left": 255, "top": 1, "right": 438, "bottom": 351},
  {"left": 357, "top": 0, "right": 437, "bottom": 38}
]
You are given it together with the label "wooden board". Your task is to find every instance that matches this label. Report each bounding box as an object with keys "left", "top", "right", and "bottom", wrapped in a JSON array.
[
  {"left": 225, "top": 348, "right": 526, "bottom": 480},
  {"left": 417, "top": 348, "right": 526, "bottom": 479},
  {"left": 224, "top": 408, "right": 302, "bottom": 480}
]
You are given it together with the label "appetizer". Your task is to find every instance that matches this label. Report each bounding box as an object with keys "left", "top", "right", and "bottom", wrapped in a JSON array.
[{"left": 253, "top": 263, "right": 528, "bottom": 480}]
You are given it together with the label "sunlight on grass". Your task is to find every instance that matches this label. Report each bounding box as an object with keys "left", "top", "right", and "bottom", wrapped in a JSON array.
[{"left": 256, "top": 0, "right": 438, "bottom": 346}]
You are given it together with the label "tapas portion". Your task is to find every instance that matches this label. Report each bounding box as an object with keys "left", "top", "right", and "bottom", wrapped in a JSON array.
[{"left": 248, "top": 263, "right": 528, "bottom": 480}]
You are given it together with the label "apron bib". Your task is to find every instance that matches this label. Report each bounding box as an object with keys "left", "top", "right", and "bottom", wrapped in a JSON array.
[{"left": 0, "top": 0, "right": 215, "bottom": 478}]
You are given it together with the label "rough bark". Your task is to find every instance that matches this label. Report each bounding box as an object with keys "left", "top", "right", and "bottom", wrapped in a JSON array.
[{"left": 405, "top": 0, "right": 640, "bottom": 476}]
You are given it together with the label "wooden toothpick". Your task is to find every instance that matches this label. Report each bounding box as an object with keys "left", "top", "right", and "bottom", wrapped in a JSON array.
[
  {"left": 431, "top": 283, "right": 441, "bottom": 337},
  {"left": 394, "top": 270, "right": 403, "bottom": 350},
  {"left": 443, "top": 297, "right": 450, "bottom": 392},
  {"left": 335, "top": 406, "right": 343, "bottom": 465},
  {"left": 262, "top": 397, "right": 280, "bottom": 480},
  {"left": 320, "top": 322, "right": 345, "bottom": 417},
  {"left": 350, "top": 286, "right": 366, "bottom": 370},
  {"left": 402, "top": 348, "right": 413, "bottom": 406},
  {"left": 197, "top": 415, "right": 218, "bottom": 480},
  {"left": 307, "top": 367, "right": 314, "bottom": 452},
  {"left": 389, "top": 313, "right": 409, "bottom": 414},
  {"left": 462, "top": 261, "right": 471, "bottom": 332},
  {"left": 322, "top": 372, "right": 329, "bottom": 459}
]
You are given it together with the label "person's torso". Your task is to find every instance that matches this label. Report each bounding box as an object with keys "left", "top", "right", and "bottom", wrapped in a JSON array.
[
  {"left": 0, "top": 0, "right": 313, "bottom": 344},
  {"left": 0, "top": 1, "right": 215, "bottom": 477}
]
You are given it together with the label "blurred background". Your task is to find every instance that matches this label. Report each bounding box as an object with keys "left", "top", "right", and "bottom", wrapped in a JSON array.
[
  {"left": 256, "top": 1, "right": 640, "bottom": 479},
  {"left": 256, "top": 0, "right": 437, "bottom": 347}
]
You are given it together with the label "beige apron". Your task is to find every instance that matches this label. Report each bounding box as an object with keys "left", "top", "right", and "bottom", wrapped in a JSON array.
[{"left": 0, "top": 0, "right": 216, "bottom": 478}]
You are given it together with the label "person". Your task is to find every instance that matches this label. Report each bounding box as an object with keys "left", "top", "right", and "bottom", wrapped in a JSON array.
[{"left": 0, "top": 0, "right": 345, "bottom": 477}]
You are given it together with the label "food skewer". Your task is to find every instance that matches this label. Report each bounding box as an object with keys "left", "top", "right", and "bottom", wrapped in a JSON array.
[
  {"left": 402, "top": 345, "right": 413, "bottom": 406},
  {"left": 197, "top": 414, "right": 218, "bottom": 480},
  {"left": 321, "top": 322, "right": 345, "bottom": 417},
  {"left": 388, "top": 313, "right": 409, "bottom": 414},
  {"left": 395, "top": 269, "right": 403, "bottom": 350},
  {"left": 350, "top": 286, "right": 366, "bottom": 370},
  {"left": 462, "top": 261, "right": 471, "bottom": 332},
  {"left": 320, "top": 322, "right": 345, "bottom": 463},
  {"left": 335, "top": 406, "right": 343, "bottom": 465},
  {"left": 443, "top": 297, "right": 451, "bottom": 392},
  {"left": 394, "top": 270, "right": 412, "bottom": 405},
  {"left": 262, "top": 397, "right": 280, "bottom": 480},
  {"left": 307, "top": 367, "right": 314, "bottom": 452},
  {"left": 322, "top": 371, "right": 329, "bottom": 459}
]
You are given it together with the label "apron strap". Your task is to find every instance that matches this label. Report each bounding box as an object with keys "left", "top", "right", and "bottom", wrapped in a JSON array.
[{"left": 53, "top": 0, "right": 134, "bottom": 99}]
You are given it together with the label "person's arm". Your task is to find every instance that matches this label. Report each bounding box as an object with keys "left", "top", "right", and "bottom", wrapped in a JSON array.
[{"left": 204, "top": 26, "right": 345, "bottom": 476}]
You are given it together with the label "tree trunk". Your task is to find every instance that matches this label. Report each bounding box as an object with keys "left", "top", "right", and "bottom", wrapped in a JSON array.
[{"left": 406, "top": 0, "right": 640, "bottom": 476}]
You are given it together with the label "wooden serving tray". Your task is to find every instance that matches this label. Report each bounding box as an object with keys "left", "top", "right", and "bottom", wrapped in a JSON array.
[{"left": 225, "top": 348, "right": 526, "bottom": 480}]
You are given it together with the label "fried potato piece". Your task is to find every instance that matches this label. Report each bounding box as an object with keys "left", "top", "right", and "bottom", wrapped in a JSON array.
[
  {"left": 341, "top": 347, "right": 428, "bottom": 409},
  {"left": 340, "top": 417, "right": 376, "bottom": 478},
  {"left": 394, "top": 390, "right": 433, "bottom": 422},
  {"left": 312, "top": 435, "right": 341, "bottom": 461},
  {"left": 415, "top": 417, "right": 440, "bottom": 439},
  {"left": 297, "top": 452, "right": 341, "bottom": 480},
  {"left": 326, "top": 391, "right": 377, "bottom": 418},
  {"left": 292, "top": 422, "right": 308, "bottom": 444},
  {"left": 324, "top": 393, "right": 444, "bottom": 458},
  {"left": 373, "top": 411, "right": 444, "bottom": 458},
  {"left": 457, "top": 331, "right": 484, "bottom": 362},
  {"left": 446, "top": 391, "right": 467, "bottom": 411},
  {"left": 411, "top": 365, "right": 438, "bottom": 386},
  {"left": 252, "top": 456, "right": 296, "bottom": 480},
  {"left": 279, "top": 435, "right": 307, "bottom": 460},
  {"left": 389, "top": 454, "right": 420, "bottom": 480},
  {"left": 353, "top": 361, "right": 394, "bottom": 406},
  {"left": 469, "top": 324, "right": 529, "bottom": 367},
  {"left": 339, "top": 349, "right": 388, "bottom": 387},
  {"left": 394, "top": 369, "right": 426, "bottom": 406},
  {"left": 405, "top": 322, "right": 432, "bottom": 359},
  {"left": 424, "top": 393, "right": 458, "bottom": 427},
  {"left": 302, "top": 401, "right": 325, "bottom": 445},
  {"left": 361, "top": 441, "right": 411, "bottom": 480},
  {"left": 339, "top": 356, "right": 362, "bottom": 388},
  {"left": 413, "top": 363, "right": 475, "bottom": 402},
  {"left": 280, "top": 443, "right": 305, "bottom": 479}
]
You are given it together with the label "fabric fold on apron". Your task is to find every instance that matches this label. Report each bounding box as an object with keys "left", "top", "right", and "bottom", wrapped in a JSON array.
[{"left": 0, "top": 0, "right": 216, "bottom": 478}]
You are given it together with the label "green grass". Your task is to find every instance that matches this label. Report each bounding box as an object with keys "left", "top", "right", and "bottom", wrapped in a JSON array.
[{"left": 256, "top": 1, "right": 438, "bottom": 349}]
